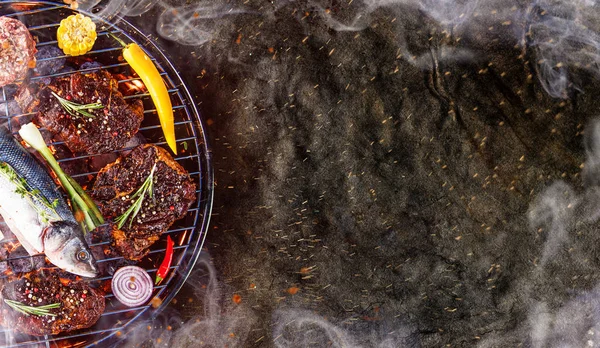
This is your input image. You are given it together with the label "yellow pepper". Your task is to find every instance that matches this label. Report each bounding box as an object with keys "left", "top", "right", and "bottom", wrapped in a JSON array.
[
  {"left": 119, "top": 41, "right": 177, "bottom": 154},
  {"left": 57, "top": 14, "right": 97, "bottom": 56}
]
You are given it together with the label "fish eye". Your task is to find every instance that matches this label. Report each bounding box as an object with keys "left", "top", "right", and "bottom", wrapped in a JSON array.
[{"left": 77, "top": 250, "right": 90, "bottom": 261}]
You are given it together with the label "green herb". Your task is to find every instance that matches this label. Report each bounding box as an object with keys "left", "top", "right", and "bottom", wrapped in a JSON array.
[
  {"left": 0, "top": 162, "right": 60, "bottom": 223},
  {"left": 115, "top": 163, "right": 156, "bottom": 229},
  {"left": 4, "top": 299, "right": 60, "bottom": 317},
  {"left": 51, "top": 91, "right": 103, "bottom": 119}
]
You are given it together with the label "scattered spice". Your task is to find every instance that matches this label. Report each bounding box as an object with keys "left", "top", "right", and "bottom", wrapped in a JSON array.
[
  {"left": 150, "top": 297, "right": 163, "bottom": 309},
  {"left": 115, "top": 163, "right": 156, "bottom": 229}
]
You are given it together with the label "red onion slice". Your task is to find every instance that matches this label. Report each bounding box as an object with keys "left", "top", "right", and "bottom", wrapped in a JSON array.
[{"left": 112, "top": 266, "right": 153, "bottom": 307}]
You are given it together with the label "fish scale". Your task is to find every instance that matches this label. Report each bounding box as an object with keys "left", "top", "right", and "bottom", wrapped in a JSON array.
[{"left": 0, "top": 126, "right": 74, "bottom": 221}]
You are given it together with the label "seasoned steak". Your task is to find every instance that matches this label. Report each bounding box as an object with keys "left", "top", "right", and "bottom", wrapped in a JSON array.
[
  {"left": 0, "top": 271, "right": 105, "bottom": 336},
  {"left": 92, "top": 145, "right": 196, "bottom": 260},
  {"left": 16, "top": 70, "right": 144, "bottom": 154},
  {"left": 0, "top": 17, "right": 36, "bottom": 87}
]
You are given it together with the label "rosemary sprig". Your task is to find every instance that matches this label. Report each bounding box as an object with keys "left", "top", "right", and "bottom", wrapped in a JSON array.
[
  {"left": 115, "top": 163, "right": 157, "bottom": 229},
  {"left": 0, "top": 162, "right": 60, "bottom": 223},
  {"left": 51, "top": 91, "right": 103, "bottom": 119},
  {"left": 4, "top": 299, "right": 60, "bottom": 317}
]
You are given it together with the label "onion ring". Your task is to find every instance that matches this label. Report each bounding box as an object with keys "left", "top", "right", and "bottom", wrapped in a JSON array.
[{"left": 112, "top": 266, "right": 153, "bottom": 307}]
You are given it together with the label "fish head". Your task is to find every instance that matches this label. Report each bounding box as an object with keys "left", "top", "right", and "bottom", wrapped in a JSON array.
[{"left": 43, "top": 221, "right": 98, "bottom": 278}]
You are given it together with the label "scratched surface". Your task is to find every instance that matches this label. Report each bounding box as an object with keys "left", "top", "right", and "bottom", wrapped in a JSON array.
[{"left": 122, "top": 0, "right": 600, "bottom": 346}]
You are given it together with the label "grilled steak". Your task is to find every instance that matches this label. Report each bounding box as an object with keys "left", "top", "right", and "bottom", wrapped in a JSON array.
[
  {"left": 16, "top": 70, "right": 144, "bottom": 154},
  {"left": 0, "top": 17, "right": 36, "bottom": 88},
  {"left": 0, "top": 271, "right": 105, "bottom": 336},
  {"left": 92, "top": 145, "right": 196, "bottom": 260}
]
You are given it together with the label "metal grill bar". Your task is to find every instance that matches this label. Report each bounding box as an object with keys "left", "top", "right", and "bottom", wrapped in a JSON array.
[
  {"left": 4, "top": 4, "right": 62, "bottom": 17},
  {"left": 0, "top": 2, "right": 212, "bottom": 347},
  {"left": 0, "top": 101, "right": 183, "bottom": 121},
  {"left": 36, "top": 29, "right": 120, "bottom": 47},
  {"left": 0, "top": 224, "right": 197, "bottom": 261},
  {"left": 36, "top": 46, "right": 123, "bottom": 61},
  {"left": 52, "top": 140, "right": 199, "bottom": 163}
]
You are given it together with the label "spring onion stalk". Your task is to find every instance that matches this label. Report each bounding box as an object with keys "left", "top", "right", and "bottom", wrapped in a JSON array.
[{"left": 18, "top": 123, "right": 104, "bottom": 232}]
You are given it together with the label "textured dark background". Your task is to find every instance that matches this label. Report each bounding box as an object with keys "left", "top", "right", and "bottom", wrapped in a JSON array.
[{"left": 114, "top": 0, "right": 600, "bottom": 347}]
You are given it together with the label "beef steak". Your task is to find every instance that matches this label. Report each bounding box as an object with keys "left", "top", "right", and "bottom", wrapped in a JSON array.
[
  {"left": 92, "top": 145, "right": 196, "bottom": 260},
  {"left": 0, "top": 271, "right": 105, "bottom": 336},
  {"left": 0, "top": 17, "right": 36, "bottom": 88},
  {"left": 16, "top": 70, "right": 144, "bottom": 154}
]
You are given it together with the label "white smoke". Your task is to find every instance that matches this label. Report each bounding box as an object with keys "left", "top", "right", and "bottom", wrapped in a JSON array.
[
  {"left": 117, "top": 253, "right": 257, "bottom": 347},
  {"left": 57, "top": 0, "right": 600, "bottom": 346},
  {"left": 528, "top": 181, "right": 578, "bottom": 265},
  {"left": 76, "top": 0, "right": 248, "bottom": 46},
  {"left": 478, "top": 117, "right": 600, "bottom": 347},
  {"left": 273, "top": 309, "right": 416, "bottom": 347},
  {"left": 527, "top": 0, "right": 600, "bottom": 98},
  {"left": 312, "top": 0, "right": 600, "bottom": 99},
  {"left": 312, "top": 0, "right": 479, "bottom": 32},
  {"left": 76, "top": 0, "right": 159, "bottom": 19},
  {"left": 156, "top": 4, "right": 247, "bottom": 46},
  {"left": 116, "top": 252, "right": 419, "bottom": 347},
  {"left": 520, "top": 288, "right": 600, "bottom": 348}
]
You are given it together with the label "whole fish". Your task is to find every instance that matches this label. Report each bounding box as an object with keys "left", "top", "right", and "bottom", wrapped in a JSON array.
[{"left": 0, "top": 127, "right": 98, "bottom": 277}]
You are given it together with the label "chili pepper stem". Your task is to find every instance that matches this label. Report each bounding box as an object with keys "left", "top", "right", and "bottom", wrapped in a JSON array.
[{"left": 108, "top": 32, "right": 127, "bottom": 47}]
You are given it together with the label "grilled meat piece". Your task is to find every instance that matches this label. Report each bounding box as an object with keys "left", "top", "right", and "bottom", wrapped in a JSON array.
[
  {"left": 16, "top": 70, "right": 144, "bottom": 154},
  {"left": 0, "top": 271, "right": 105, "bottom": 336},
  {"left": 0, "top": 17, "right": 36, "bottom": 88},
  {"left": 92, "top": 145, "right": 196, "bottom": 260}
]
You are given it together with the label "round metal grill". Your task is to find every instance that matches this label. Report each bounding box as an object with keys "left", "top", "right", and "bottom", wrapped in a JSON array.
[{"left": 0, "top": 1, "right": 213, "bottom": 347}]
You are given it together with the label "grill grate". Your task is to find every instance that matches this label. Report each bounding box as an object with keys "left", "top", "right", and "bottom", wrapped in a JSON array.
[{"left": 0, "top": 1, "right": 213, "bottom": 347}]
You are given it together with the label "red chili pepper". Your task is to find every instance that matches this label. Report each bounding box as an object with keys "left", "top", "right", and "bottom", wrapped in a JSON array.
[{"left": 155, "top": 236, "right": 174, "bottom": 285}]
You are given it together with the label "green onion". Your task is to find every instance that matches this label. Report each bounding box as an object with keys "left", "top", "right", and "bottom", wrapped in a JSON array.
[
  {"left": 51, "top": 91, "right": 103, "bottom": 119},
  {"left": 4, "top": 299, "right": 60, "bottom": 317},
  {"left": 115, "top": 163, "right": 156, "bottom": 229},
  {"left": 18, "top": 123, "right": 104, "bottom": 233}
]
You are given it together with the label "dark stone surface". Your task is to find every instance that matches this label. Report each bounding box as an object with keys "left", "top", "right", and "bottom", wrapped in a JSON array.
[{"left": 117, "top": 0, "right": 600, "bottom": 346}]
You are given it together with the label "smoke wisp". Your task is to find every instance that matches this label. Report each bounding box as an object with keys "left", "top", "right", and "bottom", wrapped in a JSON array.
[
  {"left": 310, "top": 0, "right": 600, "bottom": 99},
  {"left": 80, "top": 0, "right": 600, "bottom": 99},
  {"left": 527, "top": 0, "right": 600, "bottom": 99},
  {"left": 481, "top": 117, "right": 600, "bottom": 347},
  {"left": 156, "top": 4, "right": 246, "bottom": 46},
  {"left": 117, "top": 253, "right": 257, "bottom": 347},
  {"left": 273, "top": 309, "right": 417, "bottom": 348},
  {"left": 77, "top": 0, "right": 249, "bottom": 46}
]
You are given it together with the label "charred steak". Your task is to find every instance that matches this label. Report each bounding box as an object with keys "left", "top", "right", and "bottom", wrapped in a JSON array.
[
  {"left": 16, "top": 70, "right": 144, "bottom": 154},
  {"left": 0, "top": 17, "right": 36, "bottom": 87},
  {"left": 92, "top": 145, "right": 196, "bottom": 260},
  {"left": 0, "top": 271, "right": 105, "bottom": 336}
]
